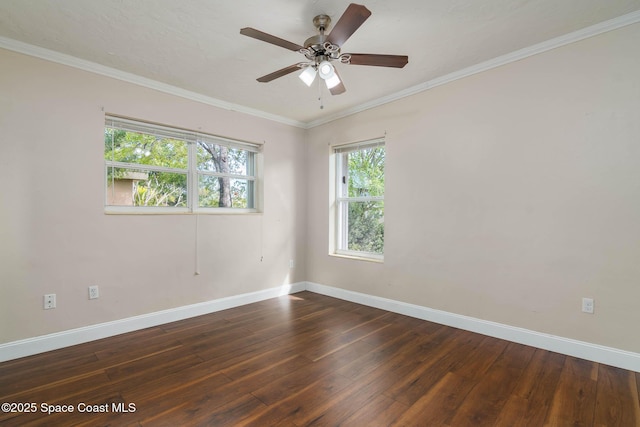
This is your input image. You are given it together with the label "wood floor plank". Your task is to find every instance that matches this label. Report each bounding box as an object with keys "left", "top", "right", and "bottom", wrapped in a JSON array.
[
  {"left": 220, "top": 345, "right": 304, "bottom": 381},
  {"left": 1, "top": 291, "right": 638, "bottom": 426},
  {"left": 510, "top": 348, "right": 566, "bottom": 404},
  {"left": 105, "top": 348, "right": 202, "bottom": 383},
  {"left": 0, "top": 345, "right": 99, "bottom": 375},
  {"left": 183, "top": 328, "right": 268, "bottom": 358},
  {"left": 544, "top": 356, "right": 598, "bottom": 426},
  {"left": 137, "top": 356, "right": 310, "bottom": 425},
  {"left": 250, "top": 339, "right": 375, "bottom": 407},
  {"left": 336, "top": 331, "right": 440, "bottom": 379},
  {"left": 136, "top": 356, "right": 308, "bottom": 425},
  {"left": 228, "top": 307, "right": 307, "bottom": 334},
  {"left": 240, "top": 372, "right": 354, "bottom": 426},
  {"left": 203, "top": 394, "right": 267, "bottom": 426},
  {"left": 120, "top": 359, "right": 231, "bottom": 402},
  {"left": 392, "top": 371, "right": 477, "bottom": 426},
  {"left": 165, "top": 319, "right": 254, "bottom": 346},
  {"left": 126, "top": 372, "right": 232, "bottom": 423},
  {"left": 447, "top": 342, "right": 536, "bottom": 426},
  {"left": 339, "top": 394, "right": 409, "bottom": 427},
  {"left": 302, "top": 326, "right": 465, "bottom": 425},
  {"left": 192, "top": 331, "right": 275, "bottom": 364},
  {"left": 359, "top": 321, "right": 417, "bottom": 346},
  {"left": 1, "top": 371, "right": 113, "bottom": 407},
  {"left": 298, "top": 306, "right": 370, "bottom": 333},
  {"left": 254, "top": 322, "right": 415, "bottom": 425},
  {"left": 93, "top": 335, "right": 185, "bottom": 363},
  {"left": 450, "top": 335, "right": 509, "bottom": 380},
  {"left": 383, "top": 327, "right": 472, "bottom": 405},
  {"left": 0, "top": 351, "right": 101, "bottom": 396},
  {"left": 243, "top": 315, "right": 321, "bottom": 342},
  {"left": 594, "top": 364, "right": 640, "bottom": 426},
  {"left": 302, "top": 320, "right": 390, "bottom": 362},
  {"left": 145, "top": 393, "right": 267, "bottom": 427},
  {"left": 493, "top": 348, "right": 565, "bottom": 426},
  {"left": 289, "top": 379, "right": 380, "bottom": 425},
  {"left": 494, "top": 394, "right": 539, "bottom": 427}
]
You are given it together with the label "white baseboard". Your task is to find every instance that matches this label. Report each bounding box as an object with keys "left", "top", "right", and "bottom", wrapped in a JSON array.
[
  {"left": 305, "top": 282, "right": 640, "bottom": 373},
  {"left": 0, "top": 283, "right": 306, "bottom": 363},
  {"left": 3, "top": 281, "right": 639, "bottom": 372}
]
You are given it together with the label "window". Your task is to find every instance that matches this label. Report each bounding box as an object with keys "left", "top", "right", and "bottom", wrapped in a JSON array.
[
  {"left": 104, "top": 116, "right": 260, "bottom": 213},
  {"left": 333, "top": 139, "right": 385, "bottom": 260}
]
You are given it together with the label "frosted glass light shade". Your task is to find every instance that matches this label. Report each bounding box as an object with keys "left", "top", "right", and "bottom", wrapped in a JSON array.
[
  {"left": 318, "top": 61, "right": 335, "bottom": 80},
  {"left": 298, "top": 67, "right": 317, "bottom": 86}
]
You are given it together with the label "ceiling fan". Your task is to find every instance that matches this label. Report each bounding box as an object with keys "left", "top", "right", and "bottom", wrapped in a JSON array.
[{"left": 240, "top": 3, "right": 408, "bottom": 96}]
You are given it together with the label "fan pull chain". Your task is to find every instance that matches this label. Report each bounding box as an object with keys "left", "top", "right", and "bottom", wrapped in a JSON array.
[{"left": 318, "top": 76, "right": 324, "bottom": 109}]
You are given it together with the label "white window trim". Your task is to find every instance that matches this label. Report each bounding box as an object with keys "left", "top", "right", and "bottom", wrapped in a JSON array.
[
  {"left": 333, "top": 249, "right": 385, "bottom": 262},
  {"left": 330, "top": 137, "right": 385, "bottom": 261},
  {"left": 104, "top": 115, "right": 262, "bottom": 214}
]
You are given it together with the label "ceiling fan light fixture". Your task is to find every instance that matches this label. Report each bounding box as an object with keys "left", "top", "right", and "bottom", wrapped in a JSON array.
[
  {"left": 298, "top": 66, "right": 317, "bottom": 86},
  {"left": 317, "top": 60, "right": 335, "bottom": 80}
]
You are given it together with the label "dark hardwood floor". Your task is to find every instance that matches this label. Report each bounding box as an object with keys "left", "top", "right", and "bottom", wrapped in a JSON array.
[{"left": 1, "top": 291, "right": 639, "bottom": 426}]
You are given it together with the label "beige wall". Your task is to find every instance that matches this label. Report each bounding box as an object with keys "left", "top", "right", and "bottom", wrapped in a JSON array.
[
  {"left": 2, "top": 22, "right": 639, "bottom": 355},
  {"left": 306, "top": 23, "right": 640, "bottom": 353},
  {"left": 0, "top": 49, "right": 307, "bottom": 343}
]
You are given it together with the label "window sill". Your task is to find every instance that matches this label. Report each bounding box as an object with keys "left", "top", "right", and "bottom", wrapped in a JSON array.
[
  {"left": 104, "top": 206, "right": 261, "bottom": 215},
  {"left": 330, "top": 252, "right": 384, "bottom": 263}
]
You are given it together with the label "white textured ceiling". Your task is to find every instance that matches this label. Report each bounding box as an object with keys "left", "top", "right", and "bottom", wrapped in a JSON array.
[{"left": 1, "top": 0, "right": 640, "bottom": 125}]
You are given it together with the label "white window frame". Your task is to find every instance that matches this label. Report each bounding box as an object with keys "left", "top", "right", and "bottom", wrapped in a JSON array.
[
  {"left": 331, "top": 138, "right": 385, "bottom": 261},
  {"left": 104, "top": 115, "right": 261, "bottom": 214}
]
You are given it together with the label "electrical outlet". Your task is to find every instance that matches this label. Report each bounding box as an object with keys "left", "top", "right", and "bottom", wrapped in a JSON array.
[
  {"left": 89, "top": 285, "right": 99, "bottom": 300},
  {"left": 44, "top": 294, "right": 56, "bottom": 309},
  {"left": 582, "top": 297, "right": 594, "bottom": 314},
  {"left": 289, "top": 259, "right": 295, "bottom": 269}
]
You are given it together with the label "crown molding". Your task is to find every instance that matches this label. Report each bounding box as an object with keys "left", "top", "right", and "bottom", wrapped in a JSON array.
[
  {"left": 0, "top": 36, "right": 307, "bottom": 129},
  {"left": 305, "top": 9, "right": 640, "bottom": 128},
  {"left": 2, "top": 9, "right": 639, "bottom": 130}
]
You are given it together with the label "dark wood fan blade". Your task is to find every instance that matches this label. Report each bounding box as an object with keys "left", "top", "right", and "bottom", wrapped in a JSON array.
[
  {"left": 240, "top": 28, "right": 304, "bottom": 52},
  {"left": 347, "top": 53, "right": 408, "bottom": 68},
  {"left": 256, "top": 64, "right": 301, "bottom": 82},
  {"left": 329, "top": 68, "right": 346, "bottom": 95},
  {"left": 327, "top": 3, "right": 371, "bottom": 47}
]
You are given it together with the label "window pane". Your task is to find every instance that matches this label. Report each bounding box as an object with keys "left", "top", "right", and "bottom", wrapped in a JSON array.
[
  {"left": 106, "top": 167, "right": 187, "bottom": 207},
  {"left": 197, "top": 142, "right": 251, "bottom": 176},
  {"left": 346, "top": 200, "right": 384, "bottom": 254},
  {"left": 104, "top": 128, "right": 188, "bottom": 169},
  {"left": 199, "top": 175, "right": 254, "bottom": 208},
  {"left": 347, "top": 146, "right": 385, "bottom": 197},
  {"left": 105, "top": 117, "right": 261, "bottom": 213}
]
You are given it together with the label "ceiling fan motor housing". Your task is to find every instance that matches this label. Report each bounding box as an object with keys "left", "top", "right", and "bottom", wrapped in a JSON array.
[
  {"left": 303, "top": 34, "right": 329, "bottom": 50},
  {"left": 302, "top": 14, "right": 344, "bottom": 65}
]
